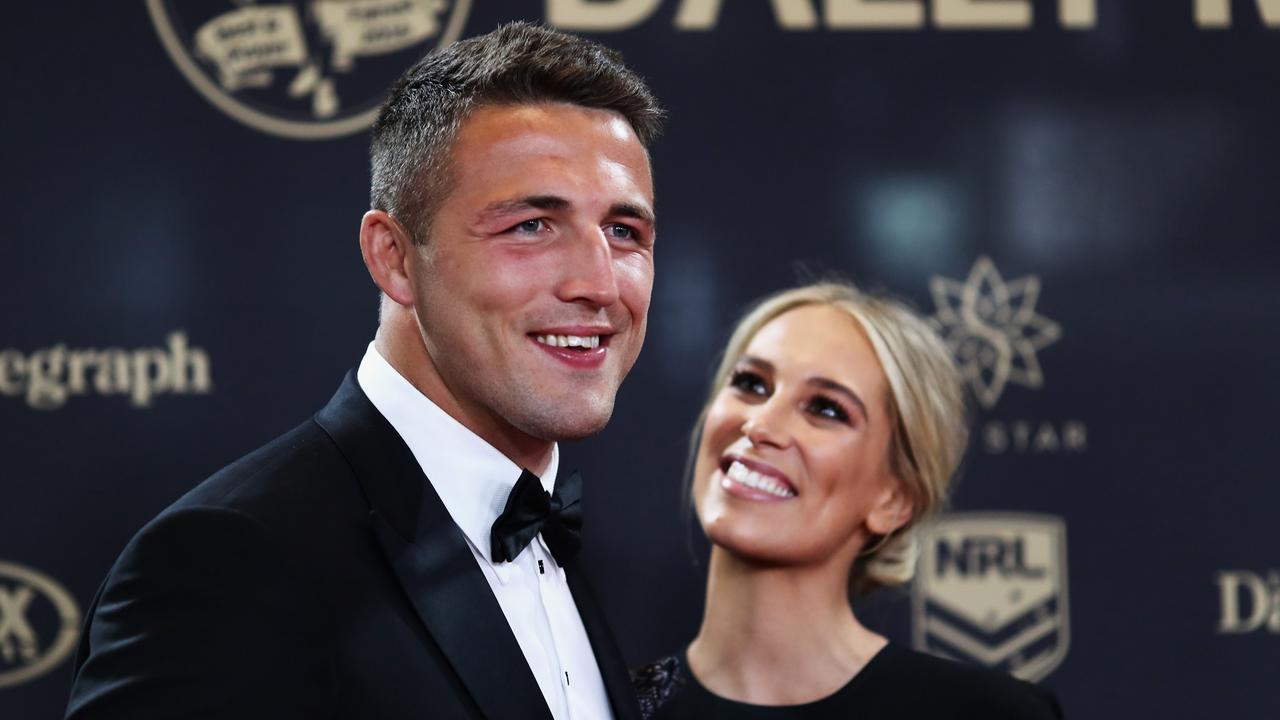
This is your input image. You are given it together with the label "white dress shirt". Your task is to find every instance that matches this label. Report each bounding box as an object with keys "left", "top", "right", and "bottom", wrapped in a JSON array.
[{"left": 357, "top": 344, "right": 614, "bottom": 720}]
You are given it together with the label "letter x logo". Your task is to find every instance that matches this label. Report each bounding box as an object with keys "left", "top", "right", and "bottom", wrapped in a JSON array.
[{"left": 0, "top": 585, "right": 37, "bottom": 663}]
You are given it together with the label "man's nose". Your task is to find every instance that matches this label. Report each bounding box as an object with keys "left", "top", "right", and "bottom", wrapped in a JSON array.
[{"left": 555, "top": 227, "right": 620, "bottom": 308}]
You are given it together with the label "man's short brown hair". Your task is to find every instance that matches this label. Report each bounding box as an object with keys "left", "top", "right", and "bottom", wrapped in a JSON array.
[{"left": 370, "top": 22, "right": 664, "bottom": 245}]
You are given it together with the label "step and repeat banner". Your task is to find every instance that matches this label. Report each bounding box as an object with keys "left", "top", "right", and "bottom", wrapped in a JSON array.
[{"left": 3, "top": 2, "right": 1278, "bottom": 717}]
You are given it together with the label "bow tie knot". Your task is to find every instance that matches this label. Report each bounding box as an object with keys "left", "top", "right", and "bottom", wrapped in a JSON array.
[{"left": 490, "top": 469, "right": 582, "bottom": 566}]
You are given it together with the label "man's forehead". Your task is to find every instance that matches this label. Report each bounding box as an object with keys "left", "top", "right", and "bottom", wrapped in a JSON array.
[
  {"left": 455, "top": 102, "right": 645, "bottom": 154},
  {"left": 445, "top": 104, "right": 653, "bottom": 208}
]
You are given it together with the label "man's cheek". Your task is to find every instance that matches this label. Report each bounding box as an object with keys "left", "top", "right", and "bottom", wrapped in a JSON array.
[
  {"left": 615, "top": 260, "right": 655, "bottom": 308},
  {"left": 470, "top": 269, "right": 536, "bottom": 311},
  {"left": 485, "top": 253, "right": 560, "bottom": 299}
]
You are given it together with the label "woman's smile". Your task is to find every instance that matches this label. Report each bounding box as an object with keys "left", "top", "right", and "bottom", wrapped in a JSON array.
[
  {"left": 718, "top": 455, "right": 798, "bottom": 500},
  {"left": 693, "top": 304, "right": 907, "bottom": 567}
]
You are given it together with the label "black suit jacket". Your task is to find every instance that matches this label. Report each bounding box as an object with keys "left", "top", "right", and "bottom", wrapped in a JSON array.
[{"left": 66, "top": 372, "right": 642, "bottom": 720}]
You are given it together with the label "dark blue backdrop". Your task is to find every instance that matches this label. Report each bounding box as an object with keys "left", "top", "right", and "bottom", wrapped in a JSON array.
[{"left": 3, "top": 2, "right": 1278, "bottom": 718}]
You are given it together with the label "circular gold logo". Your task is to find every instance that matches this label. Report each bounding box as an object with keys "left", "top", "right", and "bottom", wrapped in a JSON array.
[
  {"left": 0, "top": 561, "right": 81, "bottom": 688},
  {"left": 146, "top": 0, "right": 474, "bottom": 140}
]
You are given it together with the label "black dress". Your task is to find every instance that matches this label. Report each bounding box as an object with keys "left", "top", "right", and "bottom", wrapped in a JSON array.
[{"left": 633, "top": 643, "right": 1064, "bottom": 719}]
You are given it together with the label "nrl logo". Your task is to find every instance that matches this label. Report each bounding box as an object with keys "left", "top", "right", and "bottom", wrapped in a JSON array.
[
  {"left": 911, "top": 513, "right": 1069, "bottom": 682},
  {"left": 929, "top": 256, "right": 1061, "bottom": 409},
  {"left": 146, "top": 0, "right": 473, "bottom": 140},
  {"left": 0, "top": 561, "right": 81, "bottom": 688}
]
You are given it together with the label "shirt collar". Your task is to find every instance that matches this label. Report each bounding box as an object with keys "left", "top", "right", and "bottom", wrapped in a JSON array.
[{"left": 356, "top": 343, "right": 558, "bottom": 564}]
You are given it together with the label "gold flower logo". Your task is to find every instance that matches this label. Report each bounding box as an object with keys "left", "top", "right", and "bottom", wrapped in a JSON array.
[{"left": 929, "top": 256, "right": 1061, "bottom": 409}]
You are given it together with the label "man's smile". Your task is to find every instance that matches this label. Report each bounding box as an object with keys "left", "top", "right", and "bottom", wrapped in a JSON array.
[
  {"left": 528, "top": 326, "right": 616, "bottom": 369},
  {"left": 533, "top": 334, "right": 602, "bottom": 349}
]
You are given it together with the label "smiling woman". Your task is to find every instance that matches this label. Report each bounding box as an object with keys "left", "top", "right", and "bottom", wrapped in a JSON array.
[
  {"left": 692, "top": 287, "right": 965, "bottom": 589},
  {"left": 634, "top": 282, "right": 1064, "bottom": 719}
]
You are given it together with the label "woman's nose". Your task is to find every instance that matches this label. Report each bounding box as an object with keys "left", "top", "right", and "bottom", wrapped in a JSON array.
[{"left": 741, "top": 399, "right": 793, "bottom": 449}]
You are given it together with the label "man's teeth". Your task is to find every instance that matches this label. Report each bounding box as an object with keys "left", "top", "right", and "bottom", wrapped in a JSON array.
[
  {"left": 726, "top": 460, "right": 796, "bottom": 498},
  {"left": 535, "top": 334, "right": 601, "bottom": 349}
]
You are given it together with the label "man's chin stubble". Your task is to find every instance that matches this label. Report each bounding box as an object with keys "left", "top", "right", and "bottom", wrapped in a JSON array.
[{"left": 517, "top": 402, "right": 616, "bottom": 443}]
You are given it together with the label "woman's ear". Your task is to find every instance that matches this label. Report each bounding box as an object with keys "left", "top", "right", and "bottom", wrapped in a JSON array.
[
  {"left": 866, "top": 480, "right": 914, "bottom": 537},
  {"left": 359, "top": 210, "right": 417, "bottom": 307}
]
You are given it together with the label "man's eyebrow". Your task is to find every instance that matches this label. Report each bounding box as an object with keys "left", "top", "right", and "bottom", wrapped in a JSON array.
[
  {"left": 609, "top": 202, "right": 655, "bottom": 226},
  {"left": 475, "top": 195, "right": 570, "bottom": 221},
  {"left": 473, "top": 196, "right": 654, "bottom": 227}
]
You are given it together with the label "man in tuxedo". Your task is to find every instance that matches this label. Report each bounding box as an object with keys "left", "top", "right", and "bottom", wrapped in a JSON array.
[{"left": 66, "top": 22, "right": 662, "bottom": 720}]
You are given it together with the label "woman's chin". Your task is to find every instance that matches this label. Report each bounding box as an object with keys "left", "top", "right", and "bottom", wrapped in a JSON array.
[{"left": 704, "top": 520, "right": 797, "bottom": 566}]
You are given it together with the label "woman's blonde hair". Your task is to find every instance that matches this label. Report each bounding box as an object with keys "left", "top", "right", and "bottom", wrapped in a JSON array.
[{"left": 692, "top": 281, "right": 969, "bottom": 595}]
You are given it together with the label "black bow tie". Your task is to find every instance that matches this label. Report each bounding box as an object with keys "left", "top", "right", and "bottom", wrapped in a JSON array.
[{"left": 490, "top": 469, "right": 582, "bottom": 566}]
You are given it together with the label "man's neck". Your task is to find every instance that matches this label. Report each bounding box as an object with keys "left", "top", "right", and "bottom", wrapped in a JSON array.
[{"left": 374, "top": 322, "right": 554, "bottom": 476}]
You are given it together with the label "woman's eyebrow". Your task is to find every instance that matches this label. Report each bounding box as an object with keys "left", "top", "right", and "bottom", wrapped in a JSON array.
[
  {"left": 739, "top": 355, "right": 869, "bottom": 419},
  {"left": 807, "top": 377, "right": 868, "bottom": 419}
]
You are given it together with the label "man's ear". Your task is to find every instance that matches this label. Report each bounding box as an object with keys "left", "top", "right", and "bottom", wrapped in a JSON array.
[
  {"left": 866, "top": 480, "right": 914, "bottom": 537},
  {"left": 359, "top": 210, "right": 417, "bottom": 307}
]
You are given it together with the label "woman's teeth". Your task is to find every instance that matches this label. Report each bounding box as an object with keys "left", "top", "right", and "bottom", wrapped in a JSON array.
[
  {"left": 535, "top": 334, "right": 601, "bottom": 349},
  {"left": 726, "top": 460, "right": 796, "bottom": 498}
]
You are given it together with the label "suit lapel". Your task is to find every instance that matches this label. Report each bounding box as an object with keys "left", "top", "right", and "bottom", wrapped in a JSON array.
[
  {"left": 315, "top": 372, "right": 552, "bottom": 720},
  {"left": 370, "top": 511, "right": 553, "bottom": 720},
  {"left": 565, "top": 559, "right": 643, "bottom": 720}
]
